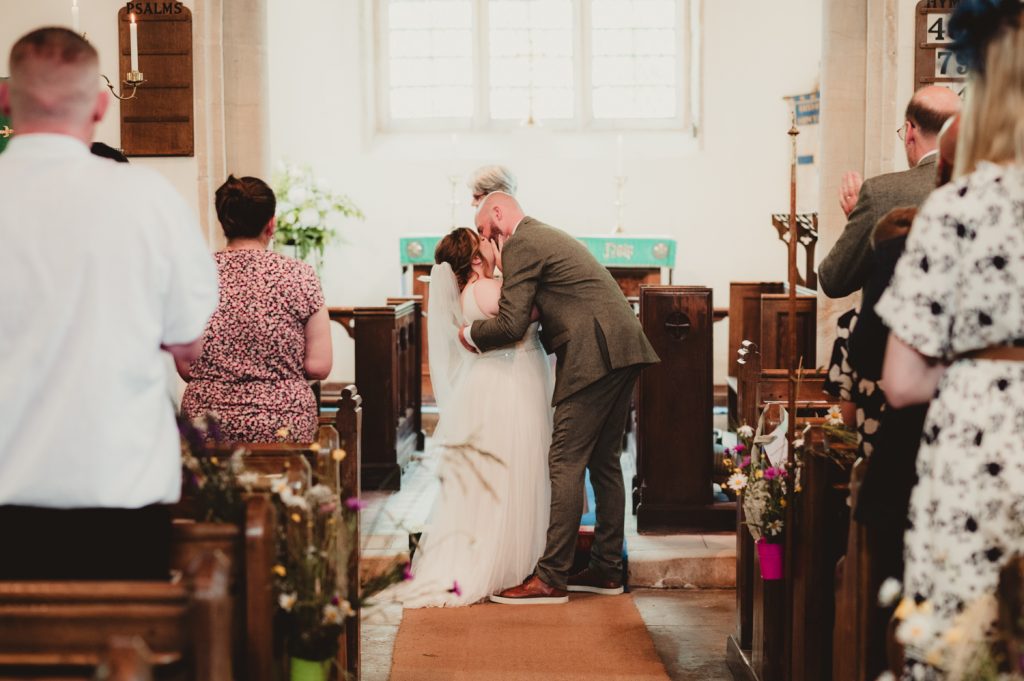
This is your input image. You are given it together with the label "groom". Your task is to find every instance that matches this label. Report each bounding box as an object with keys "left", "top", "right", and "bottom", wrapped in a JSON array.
[{"left": 460, "top": 192, "right": 659, "bottom": 604}]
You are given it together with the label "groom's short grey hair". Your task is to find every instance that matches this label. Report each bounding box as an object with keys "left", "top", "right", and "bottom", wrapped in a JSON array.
[{"left": 468, "top": 165, "right": 517, "bottom": 198}]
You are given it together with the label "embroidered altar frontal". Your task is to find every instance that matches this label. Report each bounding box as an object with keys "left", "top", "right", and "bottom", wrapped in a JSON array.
[{"left": 400, "top": 235, "right": 677, "bottom": 268}]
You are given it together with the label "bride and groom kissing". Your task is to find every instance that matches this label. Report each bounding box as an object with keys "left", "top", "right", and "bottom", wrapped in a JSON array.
[{"left": 397, "top": 191, "right": 659, "bottom": 608}]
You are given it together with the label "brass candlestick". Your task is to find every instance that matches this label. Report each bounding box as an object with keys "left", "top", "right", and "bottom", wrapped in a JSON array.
[
  {"left": 613, "top": 175, "right": 627, "bottom": 234},
  {"left": 102, "top": 70, "right": 145, "bottom": 101}
]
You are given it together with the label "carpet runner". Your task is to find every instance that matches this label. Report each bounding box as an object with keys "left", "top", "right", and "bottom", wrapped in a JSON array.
[{"left": 389, "top": 593, "right": 672, "bottom": 680}]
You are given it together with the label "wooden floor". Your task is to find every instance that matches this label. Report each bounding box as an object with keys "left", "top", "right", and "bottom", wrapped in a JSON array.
[{"left": 362, "top": 588, "right": 734, "bottom": 681}]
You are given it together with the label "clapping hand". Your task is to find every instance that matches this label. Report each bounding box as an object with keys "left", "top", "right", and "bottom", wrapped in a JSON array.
[{"left": 839, "top": 171, "right": 864, "bottom": 217}]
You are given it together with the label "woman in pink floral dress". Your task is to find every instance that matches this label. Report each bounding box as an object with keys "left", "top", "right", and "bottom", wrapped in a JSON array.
[{"left": 178, "top": 175, "right": 332, "bottom": 442}]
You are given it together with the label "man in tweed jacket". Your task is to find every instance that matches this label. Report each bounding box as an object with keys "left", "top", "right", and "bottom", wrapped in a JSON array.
[
  {"left": 460, "top": 192, "right": 659, "bottom": 604},
  {"left": 819, "top": 86, "right": 960, "bottom": 298}
]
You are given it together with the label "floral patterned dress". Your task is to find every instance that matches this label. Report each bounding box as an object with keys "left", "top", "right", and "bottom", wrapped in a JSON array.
[
  {"left": 876, "top": 162, "right": 1024, "bottom": 678},
  {"left": 823, "top": 308, "right": 884, "bottom": 456},
  {"left": 182, "top": 249, "right": 325, "bottom": 442}
]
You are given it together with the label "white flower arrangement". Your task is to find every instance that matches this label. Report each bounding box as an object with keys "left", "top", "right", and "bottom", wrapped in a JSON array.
[{"left": 272, "top": 161, "right": 363, "bottom": 267}]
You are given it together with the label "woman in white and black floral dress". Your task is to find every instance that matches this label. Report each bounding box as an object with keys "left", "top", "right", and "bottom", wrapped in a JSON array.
[{"left": 876, "top": 5, "right": 1024, "bottom": 673}]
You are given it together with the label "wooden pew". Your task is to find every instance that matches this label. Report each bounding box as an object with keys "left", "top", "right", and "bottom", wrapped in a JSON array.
[
  {"left": 335, "top": 386, "right": 363, "bottom": 680},
  {"left": 0, "top": 550, "right": 232, "bottom": 681},
  {"left": 789, "top": 426, "right": 854, "bottom": 681},
  {"left": 635, "top": 286, "right": 733, "bottom": 531},
  {"left": 758, "top": 293, "right": 817, "bottom": 370},
  {"left": 735, "top": 341, "right": 832, "bottom": 430},
  {"left": 728, "top": 282, "right": 785, "bottom": 379},
  {"left": 329, "top": 301, "right": 424, "bottom": 491},
  {"left": 832, "top": 458, "right": 872, "bottom": 681},
  {"left": 726, "top": 283, "right": 816, "bottom": 427},
  {"left": 205, "top": 386, "right": 363, "bottom": 681},
  {"left": 729, "top": 346, "right": 839, "bottom": 681}
]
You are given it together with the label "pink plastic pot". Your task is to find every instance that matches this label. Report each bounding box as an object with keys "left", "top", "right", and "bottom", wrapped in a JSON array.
[{"left": 756, "top": 539, "right": 784, "bottom": 580}]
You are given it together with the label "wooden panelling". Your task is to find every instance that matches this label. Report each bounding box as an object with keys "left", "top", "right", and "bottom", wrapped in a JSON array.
[
  {"left": 118, "top": 6, "right": 194, "bottom": 156},
  {"left": 636, "top": 286, "right": 734, "bottom": 531}
]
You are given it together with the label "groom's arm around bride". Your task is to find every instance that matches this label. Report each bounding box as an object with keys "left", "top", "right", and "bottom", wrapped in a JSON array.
[{"left": 468, "top": 192, "right": 659, "bottom": 604}]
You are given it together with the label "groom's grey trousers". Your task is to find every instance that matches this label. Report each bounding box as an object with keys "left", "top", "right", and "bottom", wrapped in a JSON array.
[{"left": 535, "top": 364, "right": 641, "bottom": 590}]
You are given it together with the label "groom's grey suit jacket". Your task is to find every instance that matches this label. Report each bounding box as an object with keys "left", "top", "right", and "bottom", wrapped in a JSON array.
[{"left": 470, "top": 217, "right": 660, "bottom": 405}]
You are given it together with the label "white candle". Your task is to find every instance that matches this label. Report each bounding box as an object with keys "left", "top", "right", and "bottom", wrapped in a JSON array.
[
  {"left": 450, "top": 132, "right": 458, "bottom": 157},
  {"left": 129, "top": 13, "right": 139, "bottom": 72},
  {"left": 615, "top": 134, "right": 624, "bottom": 176},
  {"left": 71, "top": 0, "right": 80, "bottom": 33}
]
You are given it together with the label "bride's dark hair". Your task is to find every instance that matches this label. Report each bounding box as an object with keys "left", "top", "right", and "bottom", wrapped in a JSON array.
[{"left": 434, "top": 228, "right": 479, "bottom": 291}]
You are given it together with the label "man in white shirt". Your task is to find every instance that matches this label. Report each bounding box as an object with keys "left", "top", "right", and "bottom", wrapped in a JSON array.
[{"left": 0, "top": 28, "right": 219, "bottom": 579}]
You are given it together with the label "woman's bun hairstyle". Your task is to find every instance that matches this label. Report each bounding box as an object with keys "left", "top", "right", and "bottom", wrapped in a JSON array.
[{"left": 215, "top": 175, "right": 276, "bottom": 240}]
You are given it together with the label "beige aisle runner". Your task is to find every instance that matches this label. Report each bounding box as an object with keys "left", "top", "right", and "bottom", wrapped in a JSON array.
[{"left": 389, "top": 594, "right": 672, "bottom": 681}]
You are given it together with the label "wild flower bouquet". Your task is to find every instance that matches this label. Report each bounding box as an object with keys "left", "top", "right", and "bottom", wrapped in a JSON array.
[
  {"left": 272, "top": 162, "right": 363, "bottom": 266},
  {"left": 885, "top": 554, "right": 1024, "bottom": 681},
  {"left": 178, "top": 413, "right": 250, "bottom": 524},
  {"left": 270, "top": 475, "right": 411, "bottom": 667},
  {"left": 271, "top": 478, "right": 351, "bottom": 664},
  {"left": 724, "top": 423, "right": 794, "bottom": 545}
]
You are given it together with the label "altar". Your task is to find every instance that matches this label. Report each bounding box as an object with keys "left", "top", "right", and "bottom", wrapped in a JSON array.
[
  {"left": 400, "top": 233, "right": 677, "bottom": 298},
  {"left": 399, "top": 233, "right": 677, "bottom": 403}
]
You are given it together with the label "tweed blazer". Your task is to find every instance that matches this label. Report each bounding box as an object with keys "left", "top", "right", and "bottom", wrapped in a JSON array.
[
  {"left": 818, "top": 155, "right": 937, "bottom": 298},
  {"left": 470, "top": 217, "right": 659, "bottom": 405}
]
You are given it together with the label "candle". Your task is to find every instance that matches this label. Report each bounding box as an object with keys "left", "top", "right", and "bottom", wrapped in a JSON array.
[
  {"left": 450, "top": 132, "right": 458, "bottom": 157},
  {"left": 129, "top": 13, "right": 139, "bottom": 73},
  {"left": 71, "top": 0, "right": 80, "bottom": 33},
  {"left": 615, "top": 134, "right": 624, "bottom": 176}
]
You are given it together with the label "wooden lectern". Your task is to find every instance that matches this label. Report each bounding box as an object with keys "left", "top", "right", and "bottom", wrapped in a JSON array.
[{"left": 635, "top": 286, "right": 734, "bottom": 532}]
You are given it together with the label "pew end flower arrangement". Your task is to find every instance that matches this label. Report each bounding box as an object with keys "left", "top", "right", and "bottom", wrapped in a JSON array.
[
  {"left": 270, "top": 470, "right": 412, "bottom": 680},
  {"left": 725, "top": 408, "right": 855, "bottom": 581},
  {"left": 272, "top": 162, "right": 364, "bottom": 270},
  {"left": 885, "top": 554, "right": 1024, "bottom": 681},
  {"left": 723, "top": 423, "right": 793, "bottom": 580},
  {"left": 178, "top": 413, "right": 248, "bottom": 524}
]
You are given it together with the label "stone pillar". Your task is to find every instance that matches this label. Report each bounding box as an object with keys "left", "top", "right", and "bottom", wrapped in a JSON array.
[
  {"left": 193, "top": 0, "right": 227, "bottom": 248},
  {"left": 817, "top": 0, "right": 907, "bottom": 361},
  {"left": 222, "top": 0, "right": 270, "bottom": 180},
  {"left": 817, "top": 0, "right": 869, "bottom": 362}
]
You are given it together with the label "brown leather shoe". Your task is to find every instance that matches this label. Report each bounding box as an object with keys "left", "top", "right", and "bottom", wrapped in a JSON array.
[
  {"left": 489, "top": 575, "right": 568, "bottom": 605},
  {"left": 567, "top": 568, "right": 624, "bottom": 595}
]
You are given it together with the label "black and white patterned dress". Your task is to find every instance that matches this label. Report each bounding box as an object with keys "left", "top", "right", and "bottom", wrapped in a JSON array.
[{"left": 876, "top": 161, "right": 1024, "bottom": 676}]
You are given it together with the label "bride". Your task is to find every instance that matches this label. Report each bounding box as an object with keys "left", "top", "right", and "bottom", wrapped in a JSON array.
[{"left": 398, "top": 227, "right": 553, "bottom": 607}]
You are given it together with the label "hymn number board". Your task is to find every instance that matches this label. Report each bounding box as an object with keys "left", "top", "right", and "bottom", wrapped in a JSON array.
[{"left": 915, "top": 1, "right": 967, "bottom": 98}]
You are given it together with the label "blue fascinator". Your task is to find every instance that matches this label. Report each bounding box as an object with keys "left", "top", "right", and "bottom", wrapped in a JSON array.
[{"left": 949, "top": 0, "right": 1024, "bottom": 74}]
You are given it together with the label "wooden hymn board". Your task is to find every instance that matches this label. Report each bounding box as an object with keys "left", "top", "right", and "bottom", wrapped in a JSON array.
[{"left": 915, "top": 1, "right": 967, "bottom": 97}]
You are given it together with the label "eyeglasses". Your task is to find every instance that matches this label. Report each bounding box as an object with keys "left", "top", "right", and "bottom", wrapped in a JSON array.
[{"left": 897, "top": 121, "right": 913, "bottom": 141}]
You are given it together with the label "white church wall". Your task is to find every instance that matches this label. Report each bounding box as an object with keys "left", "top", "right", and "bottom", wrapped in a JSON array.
[
  {"left": 268, "top": 0, "right": 823, "bottom": 386},
  {"left": 0, "top": 0, "right": 201, "bottom": 220}
]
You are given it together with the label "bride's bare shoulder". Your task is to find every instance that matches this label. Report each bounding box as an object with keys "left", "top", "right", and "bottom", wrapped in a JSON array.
[{"left": 472, "top": 277, "right": 502, "bottom": 317}]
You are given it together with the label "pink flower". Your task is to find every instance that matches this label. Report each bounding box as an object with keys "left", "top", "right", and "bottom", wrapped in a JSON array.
[
  {"left": 763, "top": 467, "right": 778, "bottom": 480},
  {"left": 741, "top": 456, "right": 751, "bottom": 469},
  {"left": 402, "top": 563, "right": 414, "bottom": 581},
  {"left": 734, "top": 444, "right": 747, "bottom": 453},
  {"left": 449, "top": 581, "right": 462, "bottom": 597},
  {"left": 344, "top": 497, "right": 366, "bottom": 511}
]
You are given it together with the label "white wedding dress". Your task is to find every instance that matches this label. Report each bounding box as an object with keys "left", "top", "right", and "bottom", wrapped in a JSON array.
[{"left": 397, "top": 272, "right": 553, "bottom": 608}]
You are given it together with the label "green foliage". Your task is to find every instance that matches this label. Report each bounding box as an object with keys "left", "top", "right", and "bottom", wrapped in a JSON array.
[{"left": 272, "top": 162, "right": 364, "bottom": 266}]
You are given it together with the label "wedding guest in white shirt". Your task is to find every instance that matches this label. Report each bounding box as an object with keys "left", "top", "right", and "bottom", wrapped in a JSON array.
[{"left": 0, "top": 28, "right": 219, "bottom": 580}]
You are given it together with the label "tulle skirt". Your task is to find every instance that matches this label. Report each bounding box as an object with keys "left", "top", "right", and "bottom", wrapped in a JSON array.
[{"left": 397, "top": 326, "right": 553, "bottom": 607}]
